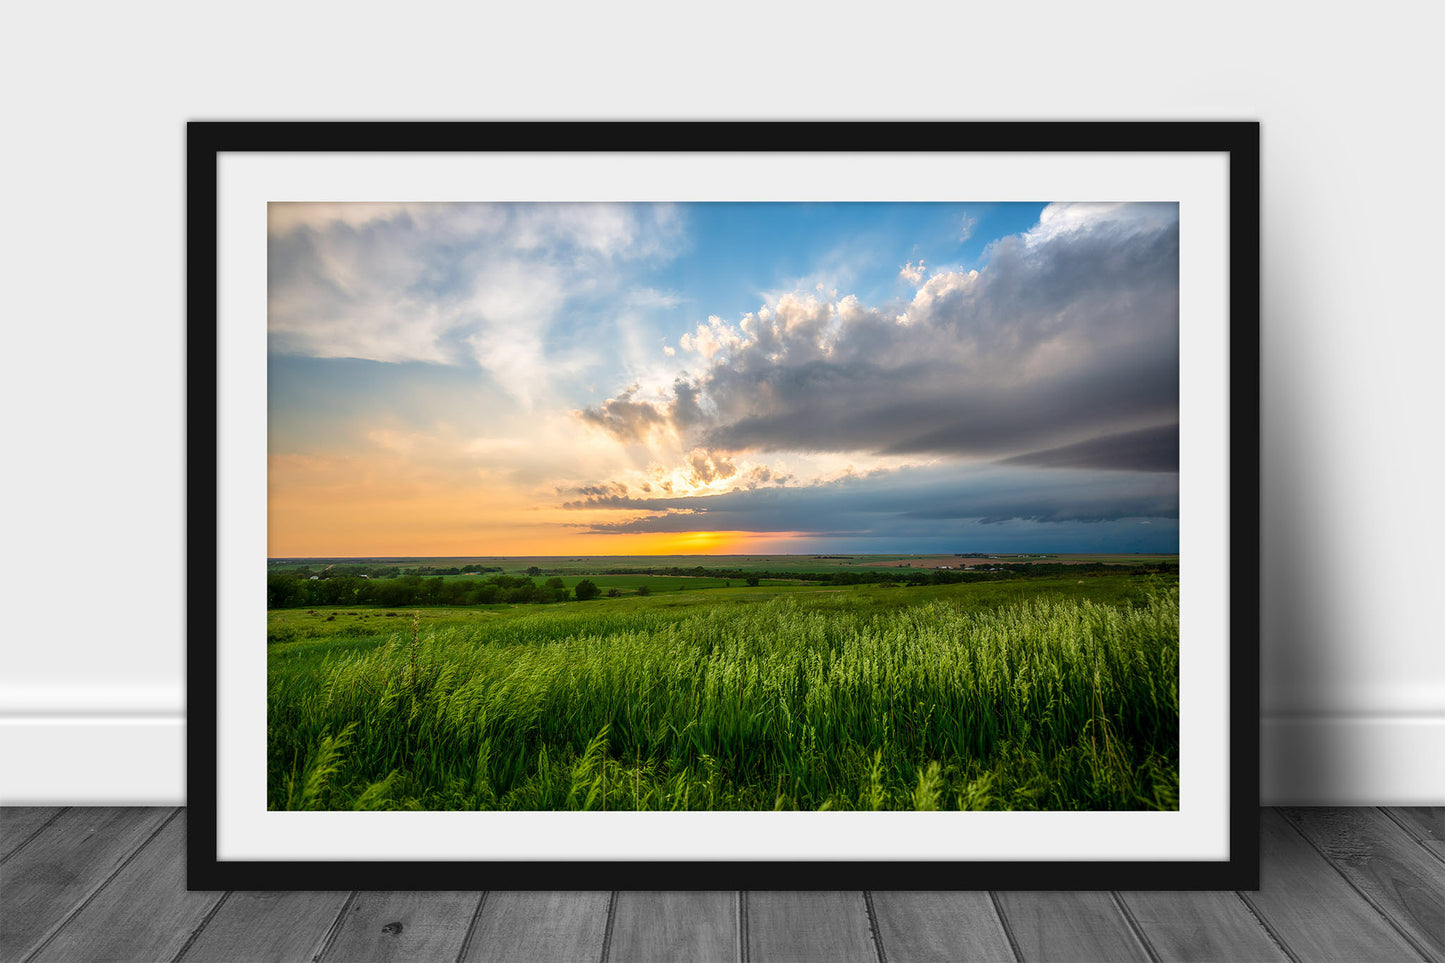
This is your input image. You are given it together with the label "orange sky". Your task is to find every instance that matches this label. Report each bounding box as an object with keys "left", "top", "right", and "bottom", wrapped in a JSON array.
[{"left": 267, "top": 451, "right": 764, "bottom": 556}]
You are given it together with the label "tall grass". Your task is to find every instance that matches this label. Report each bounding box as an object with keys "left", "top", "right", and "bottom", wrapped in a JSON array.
[{"left": 268, "top": 587, "right": 1178, "bottom": 811}]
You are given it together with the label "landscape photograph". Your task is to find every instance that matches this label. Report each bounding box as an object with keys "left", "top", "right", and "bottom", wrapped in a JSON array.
[{"left": 266, "top": 199, "right": 1181, "bottom": 813}]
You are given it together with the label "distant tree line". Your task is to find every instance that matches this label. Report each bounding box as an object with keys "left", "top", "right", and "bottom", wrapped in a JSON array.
[
  {"left": 266, "top": 562, "right": 1172, "bottom": 609},
  {"left": 268, "top": 572, "right": 596, "bottom": 609},
  {"left": 593, "top": 561, "right": 1171, "bottom": 586}
]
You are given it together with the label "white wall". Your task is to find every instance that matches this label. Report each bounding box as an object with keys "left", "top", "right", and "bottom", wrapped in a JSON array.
[{"left": 2, "top": 0, "right": 1440, "bottom": 805}]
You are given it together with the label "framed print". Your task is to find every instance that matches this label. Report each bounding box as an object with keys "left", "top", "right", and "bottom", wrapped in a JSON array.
[{"left": 188, "top": 121, "right": 1260, "bottom": 890}]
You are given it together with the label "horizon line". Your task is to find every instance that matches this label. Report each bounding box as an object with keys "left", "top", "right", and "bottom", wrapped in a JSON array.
[{"left": 267, "top": 551, "right": 1181, "bottom": 560}]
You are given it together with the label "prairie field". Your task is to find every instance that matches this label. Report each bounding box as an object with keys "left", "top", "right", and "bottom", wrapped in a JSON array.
[{"left": 268, "top": 572, "right": 1179, "bottom": 812}]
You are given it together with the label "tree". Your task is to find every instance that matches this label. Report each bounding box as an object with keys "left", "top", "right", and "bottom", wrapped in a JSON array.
[
  {"left": 526, "top": 566, "right": 542, "bottom": 577},
  {"left": 574, "top": 579, "right": 600, "bottom": 601},
  {"left": 746, "top": 576, "right": 760, "bottom": 587},
  {"left": 267, "top": 573, "right": 302, "bottom": 608}
]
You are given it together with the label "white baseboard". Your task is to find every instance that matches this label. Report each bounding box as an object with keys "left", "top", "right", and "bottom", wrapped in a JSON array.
[
  {"left": 1259, "top": 715, "right": 1445, "bottom": 805},
  {"left": 0, "top": 717, "right": 185, "bottom": 806},
  {"left": 2, "top": 715, "right": 1441, "bottom": 806},
  {"left": 0, "top": 684, "right": 184, "bottom": 716}
]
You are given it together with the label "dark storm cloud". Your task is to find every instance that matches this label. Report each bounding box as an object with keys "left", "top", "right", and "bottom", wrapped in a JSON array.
[
  {"left": 572, "top": 463, "right": 1178, "bottom": 535},
  {"left": 580, "top": 203, "right": 1179, "bottom": 465},
  {"left": 999, "top": 423, "right": 1179, "bottom": 473},
  {"left": 700, "top": 350, "right": 1178, "bottom": 459}
]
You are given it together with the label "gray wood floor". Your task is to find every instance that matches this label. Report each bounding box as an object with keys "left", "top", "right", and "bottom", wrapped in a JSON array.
[{"left": 1, "top": 808, "right": 1440, "bottom": 962}]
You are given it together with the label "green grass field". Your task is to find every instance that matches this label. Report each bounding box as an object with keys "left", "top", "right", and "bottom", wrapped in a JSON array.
[{"left": 268, "top": 574, "right": 1179, "bottom": 812}]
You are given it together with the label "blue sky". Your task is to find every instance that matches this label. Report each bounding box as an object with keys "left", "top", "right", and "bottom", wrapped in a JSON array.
[
  {"left": 267, "top": 201, "right": 1179, "bottom": 556},
  {"left": 652, "top": 203, "right": 1049, "bottom": 322}
]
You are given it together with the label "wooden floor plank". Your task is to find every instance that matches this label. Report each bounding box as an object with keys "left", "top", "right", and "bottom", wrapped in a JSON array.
[
  {"left": 1242, "top": 809, "right": 1426, "bottom": 963},
  {"left": 992, "top": 892, "right": 1151, "bottom": 963},
  {"left": 608, "top": 891, "right": 738, "bottom": 963},
  {"left": 460, "top": 891, "right": 610, "bottom": 963},
  {"left": 0, "top": 806, "right": 173, "bottom": 961},
  {"left": 1118, "top": 891, "right": 1288, "bottom": 962},
  {"left": 3, "top": 807, "right": 1441, "bottom": 963},
  {"left": 29, "top": 811, "right": 223, "bottom": 963},
  {"left": 746, "top": 891, "right": 876, "bottom": 963},
  {"left": 1282, "top": 807, "right": 1444, "bottom": 960},
  {"left": 0, "top": 806, "right": 64, "bottom": 861},
  {"left": 319, "top": 890, "right": 482, "bottom": 962},
  {"left": 178, "top": 890, "right": 352, "bottom": 962},
  {"left": 869, "top": 891, "right": 1016, "bottom": 963},
  {"left": 1385, "top": 807, "right": 1445, "bottom": 862}
]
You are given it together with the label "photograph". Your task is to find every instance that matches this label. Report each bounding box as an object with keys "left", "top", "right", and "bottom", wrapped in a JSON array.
[{"left": 264, "top": 198, "right": 1183, "bottom": 815}]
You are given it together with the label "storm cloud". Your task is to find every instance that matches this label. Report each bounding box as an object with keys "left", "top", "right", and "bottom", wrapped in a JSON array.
[
  {"left": 581, "top": 203, "right": 1179, "bottom": 466},
  {"left": 570, "top": 462, "right": 1178, "bottom": 537},
  {"left": 999, "top": 423, "right": 1179, "bottom": 473}
]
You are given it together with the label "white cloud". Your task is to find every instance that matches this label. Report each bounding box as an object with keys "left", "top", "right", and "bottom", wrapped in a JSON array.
[
  {"left": 268, "top": 202, "right": 685, "bottom": 407},
  {"left": 679, "top": 315, "right": 746, "bottom": 360},
  {"left": 898, "top": 268, "right": 979, "bottom": 320},
  {"left": 268, "top": 202, "right": 513, "bottom": 242},
  {"left": 625, "top": 287, "right": 683, "bottom": 308},
  {"left": 1024, "top": 201, "right": 1177, "bottom": 248}
]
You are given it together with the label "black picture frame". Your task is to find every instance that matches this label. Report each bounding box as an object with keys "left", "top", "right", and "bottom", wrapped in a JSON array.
[{"left": 187, "top": 121, "right": 1260, "bottom": 891}]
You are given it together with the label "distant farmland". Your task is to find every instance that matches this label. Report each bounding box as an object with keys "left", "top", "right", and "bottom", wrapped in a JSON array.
[{"left": 268, "top": 553, "right": 1179, "bottom": 575}]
